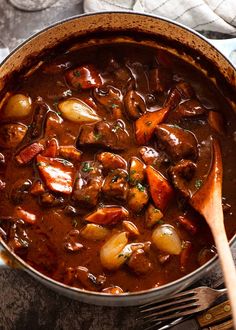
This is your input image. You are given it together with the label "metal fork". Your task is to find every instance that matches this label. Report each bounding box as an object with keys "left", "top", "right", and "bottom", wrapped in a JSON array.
[{"left": 138, "top": 286, "right": 227, "bottom": 327}]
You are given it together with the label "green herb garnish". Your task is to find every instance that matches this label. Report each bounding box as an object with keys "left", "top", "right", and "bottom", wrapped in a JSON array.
[
  {"left": 94, "top": 132, "right": 102, "bottom": 141},
  {"left": 73, "top": 70, "right": 81, "bottom": 77},
  {"left": 145, "top": 121, "right": 152, "bottom": 126},
  {"left": 72, "top": 218, "right": 78, "bottom": 227},
  {"left": 195, "top": 179, "right": 203, "bottom": 189},
  {"left": 111, "top": 103, "right": 119, "bottom": 109},
  {"left": 82, "top": 162, "right": 94, "bottom": 173},
  {"left": 136, "top": 183, "right": 145, "bottom": 192}
]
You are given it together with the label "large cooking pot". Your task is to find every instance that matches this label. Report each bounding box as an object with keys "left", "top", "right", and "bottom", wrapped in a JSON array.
[{"left": 0, "top": 12, "right": 235, "bottom": 306}]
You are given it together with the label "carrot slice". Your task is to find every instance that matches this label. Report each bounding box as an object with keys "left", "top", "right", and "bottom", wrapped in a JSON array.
[
  {"left": 65, "top": 65, "right": 102, "bottom": 90},
  {"left": 146, "top": 165, "right": 174, "bottom": 211},
  {"left": 36, "top": 154, "right": 75, "bottom": 194},
  {"left": 16, "top": 142, "right": 44, "bottom": 165},
  {"left": 135, "top": 107, "right": 169, "bottom": 145},
  {"left": 85, "top": 207, "right": 129, "bottom": 225}
]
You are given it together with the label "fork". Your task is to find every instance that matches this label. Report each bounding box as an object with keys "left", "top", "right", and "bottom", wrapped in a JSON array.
[{"left": 138, "top": 286, "right": 227, "bottom": 326}]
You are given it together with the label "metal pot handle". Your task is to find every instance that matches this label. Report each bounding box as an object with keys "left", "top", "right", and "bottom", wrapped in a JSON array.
[
  {"left": 0, "top": 243, "right": 9, "bottom": 269},
  {"left": 207, "top": 38, "right": 236, "bottom": 65}
]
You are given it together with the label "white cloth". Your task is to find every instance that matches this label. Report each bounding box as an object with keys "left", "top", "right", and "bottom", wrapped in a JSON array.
[{"left": 83, "top": 0, "right": 236, "bottom": 36}]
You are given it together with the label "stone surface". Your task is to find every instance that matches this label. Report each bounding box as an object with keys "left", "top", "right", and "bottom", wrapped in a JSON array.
[{"left": 0, "top": 1, "right": 235, "bottom": 329}]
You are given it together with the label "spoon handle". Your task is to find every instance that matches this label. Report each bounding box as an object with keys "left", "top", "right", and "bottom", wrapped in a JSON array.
[{"left": 212, "top": 225, "right": 236, "bottom": 329}]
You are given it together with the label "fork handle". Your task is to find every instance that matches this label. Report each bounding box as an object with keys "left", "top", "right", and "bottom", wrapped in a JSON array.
[
  {"left": 197, "top": 299, "right": 231, "bottom": 327},
  {"left": 207, "top": 319, "right": 233, "bottom": 330}
]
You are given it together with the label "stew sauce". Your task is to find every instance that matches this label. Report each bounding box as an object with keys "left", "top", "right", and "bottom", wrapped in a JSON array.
[{"left": 0, "top": 42, "right": 236, "bottom": 293}]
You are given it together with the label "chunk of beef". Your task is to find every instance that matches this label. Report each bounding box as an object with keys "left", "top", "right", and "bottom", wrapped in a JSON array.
[
  {"left": 127, "top": 249, "right": 153, "bottom": 274},
  {"left": 97, "top": 152, "right": 127, "bottom": 171},
  {"left": 40, "top": 192, "right": 65, "bottom": 207},
  {"left": 0, "top": 123, "right": 27, "bottom": 149},
  {"left": 102, "top": 169, "right": 129, "bottom": 201},
  {"left": 149, "top": 66, "right": 172, "bottom": 93},
  {"left": 164, "top": 81, "right": 195, "bottom": 111},
  {"left": 175, "top": 81, "right": 195, "bottom": 99},
  {"left": 176, "top": 99, "right": 206, "bottom": 118},
  {"left": 168, "top": 159, "right": 196, "bottom": 198},
  {"left": 30, "top": 99, "right": 49, "bottom": 139},
  {"left": 78, "top": 120, "right": 130, "bottom": 150},
  {"left": 73, "top": 161, "right": 103, "bottom": 208},
  {"left": 139, "top": 146, "right": 168, "bottom": 167},
  {"left": 155, "top": 124, "right": 198, "bottom": 162},
  {"left": 63, "top": 229, "right": 83, "bottom": 252},
  {"left": 124, "top": 90, "right": 146, "bottom": 119},
  {"left": 64, "top": 266, "right": 106, "bottom": 290},
  {"left": 93, "top": 86, "right": 123, "bottom": 119},
  {"left": 10, "top": 179, "right": 32, "bottom": 204},
  {"left": 0, "top": 217, "right": 29, "bottom": 254},
  {"left": 65, "top": 65, "right": 102, "bottom": 90}
]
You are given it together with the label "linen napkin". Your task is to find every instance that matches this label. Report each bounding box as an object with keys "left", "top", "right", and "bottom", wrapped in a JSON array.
[{"left": 84, "top": 0, "right": 236, "bottom": 36}]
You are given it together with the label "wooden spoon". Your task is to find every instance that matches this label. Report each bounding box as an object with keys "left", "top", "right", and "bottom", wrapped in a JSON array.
[{"left": 190, "top": 138, "right": 236, "bottom": 328}]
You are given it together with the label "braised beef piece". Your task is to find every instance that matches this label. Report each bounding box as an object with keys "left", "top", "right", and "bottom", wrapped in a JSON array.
[
  {"left": 155, "top": 124, "right": 198, "bottom": 162},
  {"left": 63, "top": 229, "right": 83, "bottom": 252},
  {"left": 168, "top": 159, "right": 196, "bottom": 198},
  {"left": 73, "top": 161, "right": 103, "bottom": 208},
  {"left": 139, "top": 146, "right": 169, "bottom": 167},
  {"left": 40, "top": 192, "right": 65, "bottom": 207},
  {"left": 10, "top": 179, "right": 32, "bottom": 204},
  {"left": 64, "top": 266, "right": 106, "bottom": 290},
  {"left": 0, "top": 217, "right": 29, "bottom": 253},
  {"left": 102, "top": 168, "right": 129, "bottom": 201},
  {"left": 78, "top": 120, "right": 130, "bottom": 150},
  {"left": 176, "top": 99, "right": 207, "bottom": 118},
  {"left": 149, "top": 66, "right": 172, "bottom": 93},
  {"left": 164, "top": 81, "right": 195, "bottom": 111},
  {"left": 0, "top": 123, "right": 28, "bottom": 149},
  {"left": 30, "top": 99, "right": 49, "bottom": 138},
  {"left": 127, "top": 249, "right": 153, "bottom": 274}
]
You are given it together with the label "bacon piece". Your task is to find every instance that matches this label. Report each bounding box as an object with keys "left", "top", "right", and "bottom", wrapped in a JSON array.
[
  {"left": 36, "top": 154, "right": 75, "bottom": 194},
  {"left": 14, "top": 206, "right": 36, "bottom": 224},
  {"left": 85, "top": 207, "right": 129, "bottom": 225},
  {"left": 146, "top": 165, "right": 174, "bottom": 211},
  {"left": 16, "top": 142, "right": 44, "bottom": 165},
  {"left": 59, "top": 146, "right": 82, "bottom": 162},
  {"left": 135, "top": 107, "right": 169, "bottom": 145},
  {"left": 65, "top": 65, "right": 102, "bottom": 90},
  {"left": 42, "top": 138, "right": 59, "bottom": 157}
]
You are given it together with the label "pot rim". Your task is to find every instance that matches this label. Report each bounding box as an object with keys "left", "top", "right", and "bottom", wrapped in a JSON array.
[{"left": 1, "top": 10, "right": 235, "bottom": 300}]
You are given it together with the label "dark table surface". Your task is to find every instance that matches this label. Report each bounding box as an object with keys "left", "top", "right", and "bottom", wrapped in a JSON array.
[{"left": 0, "top": 1, "right": 235, "bottom": 329}]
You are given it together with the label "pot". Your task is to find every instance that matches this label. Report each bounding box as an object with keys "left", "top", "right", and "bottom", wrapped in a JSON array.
[{"left": 0, "top": 12, "right": 235, "bottom": 306}]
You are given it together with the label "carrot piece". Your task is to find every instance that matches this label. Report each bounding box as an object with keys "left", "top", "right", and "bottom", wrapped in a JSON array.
[
  {"left": 146, "top": 165, "right": 174, "bottom": 211},
  {"left": 14, "top": 207, "right": 36, "bottom": 224},
  {"left": 65, "top": 65, "right": 102, "bottom": 90},
  {"left": 30, "top": 180, "right": 45, "bottom": 196},
  {"left": 36, "top": 154, "right": 75, "bottom": 194},
  {"left": 16, "top": 142, "right": 44, "bottom": 165},
  {"left": 85, "top": 207, "right": 129, "bottom": 225},
  {"left": 135, "top": 107, "right": 169, "bottom": 145},
  {"left": 42, "top": 138, "right": 59, "bottom": 157}
]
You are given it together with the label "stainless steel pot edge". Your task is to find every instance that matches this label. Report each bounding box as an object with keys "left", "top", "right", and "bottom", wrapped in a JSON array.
[{"left": 0, "top": 11, "right": 235, "bottom": 306}]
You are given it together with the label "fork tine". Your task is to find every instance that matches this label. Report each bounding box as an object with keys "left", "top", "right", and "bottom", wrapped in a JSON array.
[
  {"left": 139, "top": 289, "right": 196, "bottom": 308},
  {"left": 139, "top": 295, "right": 198, "bottom": 314},
  {"left": 139, "top": 302, "right": 200, "bottom": 321},
  {"left": 143, "top": 307, "right": 202, "bottom": 323}
]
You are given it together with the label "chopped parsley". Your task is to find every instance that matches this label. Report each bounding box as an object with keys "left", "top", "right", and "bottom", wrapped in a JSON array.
[
  {"left": 195, "top": 179, "right": 203, "bottom": 189},
  {"left": 36, "top": 162, "right": 46, "bottom": 167},
  {"left": 82, "top": 162, "right": 94, "bottom": 173},
  {"left": 130, "top": 170, "right": 136, "bottom": 175},
  {"left": 113, "top": 124, "right": 121, "bottom": 133},
  {"left": 145, "top": 121, "right": 152, "bottom": 126},
  {"left": 60, "top": 159, "right": 72, "bottom": 166},
  {"left": 111, "top": 103, "right": 119, "bottom": 109},
  {"left": 83, "top": 195, "right": 91, "bottom": 202},
  {"left": 157, "top": 219, "right": 164, "bottom": 225},
  {"left": 94, "top": 132, "right": 102, "bottom": 141},
  {"left": 136, "top": 183, "right": 145, "bottom": 192},
  {"left": 73, "top": 70, "right": 81, "bottom": 77}
]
